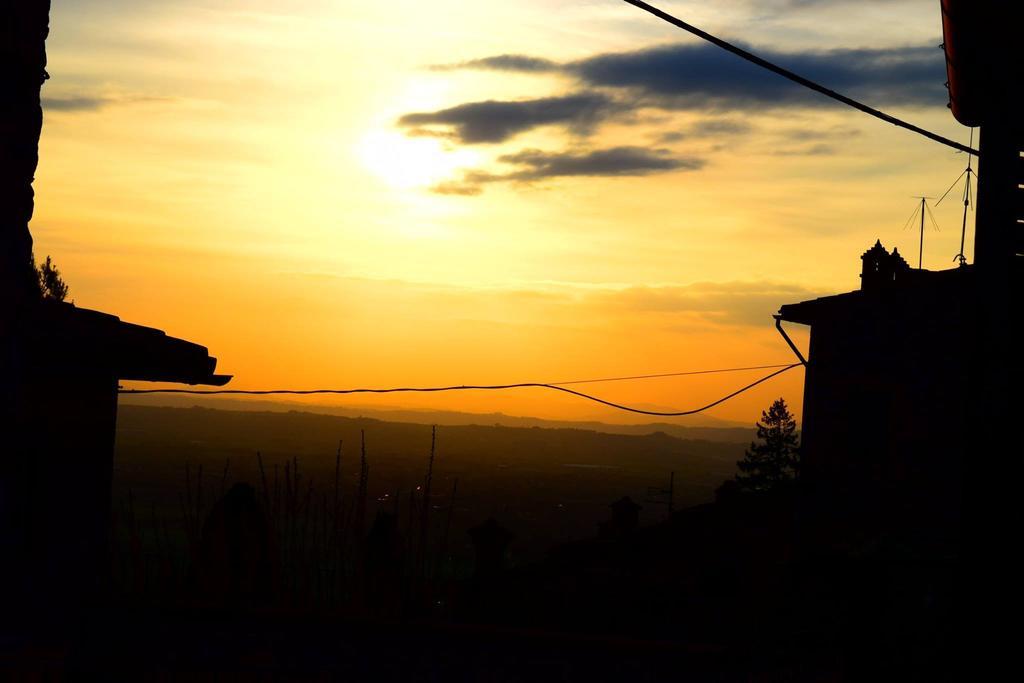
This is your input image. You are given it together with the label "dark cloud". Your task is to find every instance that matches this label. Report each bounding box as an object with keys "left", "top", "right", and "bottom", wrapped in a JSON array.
[
  {"left": 653, "top": 118, "right": 753, "bottom": 145},
  {"left": 430, "top": 180, "right": 484, "bottom": 196},
  {"left": 432, "top": 146, "right": 703, "bottom": 195},
  {"left": 779, "top": 124, "right": 861, "bottom": 140},
  {"left": 432, "top": 54, "right": 559, "bottom": 73},
  {"left": 691, "top": 118, "right": 752, "bottom": 136},
  {"left": 435, "top": 42, "right": 946, "bottom": 112},
  {"left": 769, "top": 142, "right": 838, "bottom": 156},
  {"left": 403, "top": 127, "right": 456, "bottom": 140},
  {"left": 767, "top": 125, "right": 861, "bottom": 154},
  {"left": 497, "top": 146, "right": 699, "bottom": 179},
  {"left": 655, "top": 130, "right": 688, "bottom": 143},
  {"left": 42, "top": 94, "right": 170, "bottom": 113},
  {"left": 398, "top": 92, "right": 621, "bottom": 144},
  {"left": 42, "top": 95, "right": 116, "bottom": 112},
  {"left": 403, "top": 41, "right": 944, "bottom": 155},
  {"left": 409, "top": 39, "right": 944, "bottom": 194},
  {"left": 570, "top": 42, "right": 946, "bottom": 110}
]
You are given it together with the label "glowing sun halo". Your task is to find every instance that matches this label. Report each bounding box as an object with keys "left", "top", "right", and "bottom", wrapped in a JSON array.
[{"left": 358, "top": 130, "right": 478, "bottom": 190}]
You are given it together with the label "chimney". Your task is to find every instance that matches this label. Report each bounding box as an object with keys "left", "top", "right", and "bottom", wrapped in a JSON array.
[{"left": 860, "top": 240, "right": 909, "bottom": 291}]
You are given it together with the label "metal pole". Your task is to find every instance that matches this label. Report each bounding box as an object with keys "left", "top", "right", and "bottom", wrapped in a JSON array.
[{"left": 919, "top": 197, "right": 926, "bottom": 269}]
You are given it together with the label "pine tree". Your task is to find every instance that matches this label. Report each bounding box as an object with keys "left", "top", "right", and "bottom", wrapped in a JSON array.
[
  {"left": 735, "top": 398, "right": 800, "bottom": 492},
  {"left": 34, "top": 254, "right": 69, "bottom": 301}
]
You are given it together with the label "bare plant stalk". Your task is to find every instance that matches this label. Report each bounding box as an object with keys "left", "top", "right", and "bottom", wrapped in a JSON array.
[
  {"left": 437, "top": 477, "right": 458, "bottom": 581},
  {"left": 420, "top": 426, "right": 437, "bottom": 587},
  {"left": 220, "top": 458, "right": 230, "bottom": 495},
  {"left": 355, "top": 430, "right": 369, "bottom": 540},
  {"left": 407, "top": 488, "right": 417, "bottom": 567},
  {"left": 195, "top": 464, "right": 203, "bottom": 534},
  {"left": 184, "top": 463, "right": 192, "bottom": 537},
  {"left": 257, "top": 451, "right": 269, "bottom": 507},
  {"left": 273, "top": 464, "right": 280, "bottom": 527},
  {"left": 331, "top": 440, "right": 342, "bottom": 600},
  {"left": 333, "top": 440, "right": 342, "bottom": 533},
  {"left": 300, "top": 476, "right": 314, "bottom": 604}
]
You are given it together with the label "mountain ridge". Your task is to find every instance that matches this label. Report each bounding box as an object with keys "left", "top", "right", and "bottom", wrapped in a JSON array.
[{"left": 121, "top": 394, "right": 755, "bottom": 443}]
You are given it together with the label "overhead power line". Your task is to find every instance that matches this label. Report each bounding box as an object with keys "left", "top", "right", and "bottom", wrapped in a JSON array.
[
  {"left": 621, "top": 0, "right": 979, "bottom": 156},
  {"left": 546, "top": 362, "right": 793, "bottom": 386},
  {"left": 118, "top": 363, "right": 802, "bottom": 417}
]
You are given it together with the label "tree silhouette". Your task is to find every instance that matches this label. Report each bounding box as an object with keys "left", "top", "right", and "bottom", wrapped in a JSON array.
[
  {"left": 735, "top": 398, "right": 800, "bottom": 492},
  {"left": 34, "top": 253, "right": 69, "bottom": 302}
]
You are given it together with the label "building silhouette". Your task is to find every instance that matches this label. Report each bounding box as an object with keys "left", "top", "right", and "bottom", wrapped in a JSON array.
[
  {"left": 598, "top": 496, "right": 642, "bottom": 539},
  {"left": 779, "top": 243, "right": 976, "bottom": 544},
  {"left": 468, "top": 518, "right": 515, "bottom": 579},
  {"left": 778, "top": 3, "right": 1022, "bottom": 673},
  {"left": 0, "top": 3, "right": 231, "bottom": 630},
  {"left": 2, "top": 300, "right": 231, "bottom": 623}
]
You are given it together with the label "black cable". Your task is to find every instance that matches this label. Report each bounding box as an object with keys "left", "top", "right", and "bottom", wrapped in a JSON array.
[
  {"left": 902, "top": 202, "right": 922, "bottom": 231},
  {"left": 547, "top": 362, "right": 793, "bottom": 386},
  {"left": 937, "top": 168, "right": 969, "bottom": 205},
  {"left": 925, "top": 201, "right": 941, "bottom": 232},
  {"left": 118, "top": 363, "right": 802, "bottom": 417},
  {"left": 941, "top": 128, "right": 974, "bottom": 265},
  {"left": 621, "top": 0, "right": 978, "bottom": 156}
]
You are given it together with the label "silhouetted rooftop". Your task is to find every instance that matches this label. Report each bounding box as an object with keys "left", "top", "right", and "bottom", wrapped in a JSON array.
[
  {"left": 779, "top": 263, "right": 980, "bottom": 327},
  {"left": 15, "top": 300, "right": 230, "bottom": 385}
]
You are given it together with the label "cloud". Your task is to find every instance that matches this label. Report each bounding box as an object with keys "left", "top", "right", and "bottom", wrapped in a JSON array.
[
  {"left": 407, "top": 41, "right": 943, "bottom": 157},
  {"left": 407, "top": 40, "right": 944, "bottom": 194},
  {"left": 497, "top": 146, "right": 701, "bottom": 179},
  {"left": 282, "top": 272, "right": 821, "bottom": 330},
  {"left": 690, "top": 118, "right": 753, "bottom": 136},
  {"left": 432, "top": 54, "right": 560, "bottom": 73},
  {"left": 42, "top": 95, "right": 117, "bottom": 112},
  {"left": 430, "top": 180, "right": 484, "bottom": 196},
  {"left": 653, "top": 117, "right": 755, "bottom": 144},
  {"left": 432, "top": 146, "right": 703, "bottom": 195},
  {"left": 570, "top": 42, "right": 947, "bottom": 110},
  {"left": 397, "top": 92, "right": 621, "bottom": 143},
  {"left": 600, "top": 281, "right": 824, "bottom": 327},
  {"left": 655, "top": 130, "right": 688, "bottom": 143},
  {"left": 42, "top": 93, "right": 170, "bottom": 113},
  {"left": 769, "top": 142, "right": 838, "bottom": 156},
  {"left": 403, "top": 127, "right": 455, "bottom": 140},
  {"left": 779, "top": 124, "right": 861, "bottom": 141},
  {"left": 434, "top": 42, "right": 946, "bottom": 112}
]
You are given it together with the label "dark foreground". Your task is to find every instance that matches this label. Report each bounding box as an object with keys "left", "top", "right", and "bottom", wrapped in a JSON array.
[
  {"left": 6, "top": 606, "right": 844, "bottom": 682},
  {"left": 1, "top": 492, "right": 960, "bottom": 682},
  {"left": 0, "top": 408, "right": 961, "bottom": 680}
]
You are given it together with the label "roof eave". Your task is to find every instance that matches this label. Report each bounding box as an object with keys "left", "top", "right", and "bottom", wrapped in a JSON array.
[{"left": 16, "top": 301, "right": 231, "bottom": 387}]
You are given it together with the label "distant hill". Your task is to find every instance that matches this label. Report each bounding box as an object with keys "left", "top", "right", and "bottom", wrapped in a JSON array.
[
  {"left": 121, "top": 395, "right": 755, "bottom": 444},
  {"left": 114, "top": 404, "right": 749, "bottom": 564}
]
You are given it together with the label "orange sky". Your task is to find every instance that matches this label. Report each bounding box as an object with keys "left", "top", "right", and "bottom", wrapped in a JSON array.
[{"left": 32, "top": 1, "right": 973, "bottom": 425}]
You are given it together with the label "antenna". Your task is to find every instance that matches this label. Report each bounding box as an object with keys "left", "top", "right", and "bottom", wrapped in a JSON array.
[
  {"left": 937, "top": 127, "right": 976, "bottom": 267},
  {"left": 903, "top": 196, "right": 938, "bottom": 269}
]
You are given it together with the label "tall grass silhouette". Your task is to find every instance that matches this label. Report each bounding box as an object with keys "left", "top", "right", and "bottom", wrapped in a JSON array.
[{"left": 109, "top": 426, "right": 463, "bottom": 617}]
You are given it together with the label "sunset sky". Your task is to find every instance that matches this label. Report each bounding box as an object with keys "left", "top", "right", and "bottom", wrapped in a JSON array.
[{"left": 33, "top": 0, "right": 973, "bottom": 424}]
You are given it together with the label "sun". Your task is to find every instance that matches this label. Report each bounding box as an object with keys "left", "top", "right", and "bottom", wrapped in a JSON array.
[{"left": 357, "top": 129, "right": 478, "bottom": 190}]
